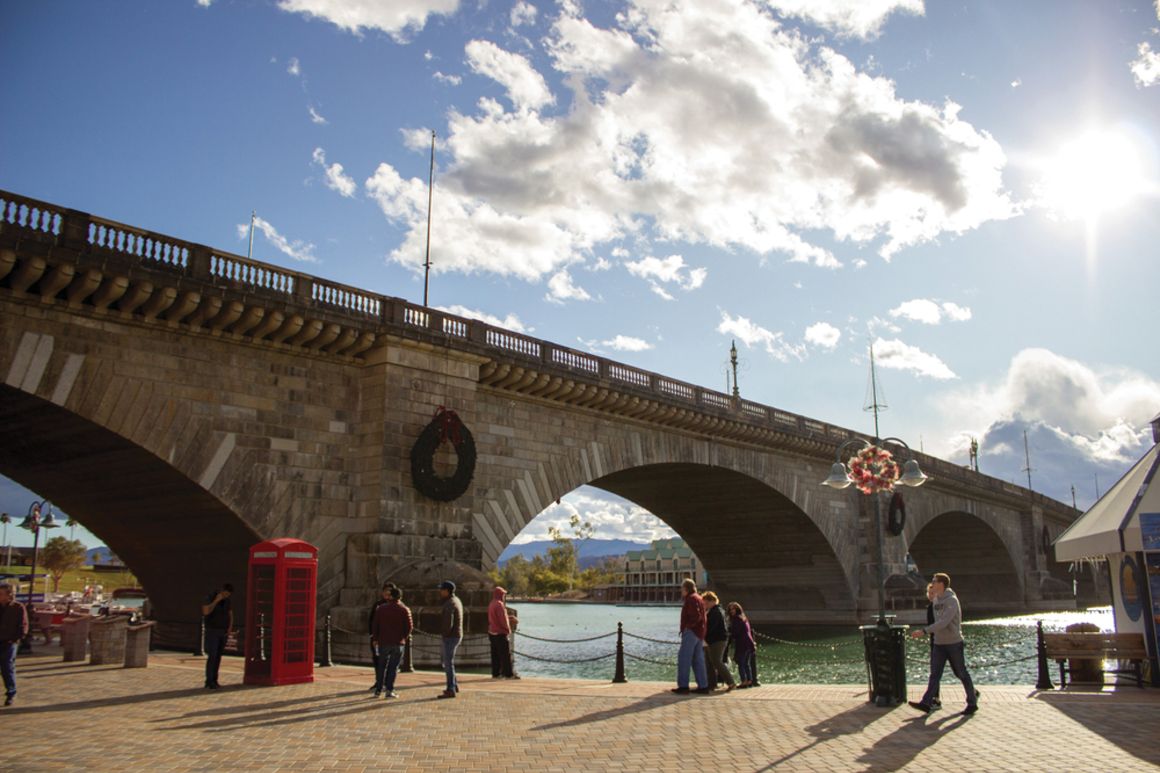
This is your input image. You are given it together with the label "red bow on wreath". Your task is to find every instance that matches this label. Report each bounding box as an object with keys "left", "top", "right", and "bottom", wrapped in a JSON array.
[{"left": 433, "top": 406, "right": 463, "bottom": 446}]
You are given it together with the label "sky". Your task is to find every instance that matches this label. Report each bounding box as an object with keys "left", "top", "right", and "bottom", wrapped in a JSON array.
[{"left": 2, "top": 0, "right": 1159, "bottom": 550}]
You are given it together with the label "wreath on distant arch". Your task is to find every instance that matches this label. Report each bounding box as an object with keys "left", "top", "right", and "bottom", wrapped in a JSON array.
[
  {"left": 887, "top": 492, "right": 906, "bottom": 536},
  {"left": 410, "top": 407, "right": 476, "bottom": 501}
]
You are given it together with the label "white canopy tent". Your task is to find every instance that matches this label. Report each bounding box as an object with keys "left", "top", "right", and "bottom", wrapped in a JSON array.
[{"left": 1054, "top": 418, "right": 1160, "bottom": 562}]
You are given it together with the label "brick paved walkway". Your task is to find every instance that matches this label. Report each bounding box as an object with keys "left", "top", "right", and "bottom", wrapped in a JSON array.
[{"left": 4, "top": 649, "right": 1158, "bottom": 772}]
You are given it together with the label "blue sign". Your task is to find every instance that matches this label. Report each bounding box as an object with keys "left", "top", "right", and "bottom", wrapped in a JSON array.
[
  {"left": 1141, "top": 512, "right": 1160, "bottom": 551},
  {"left": 15, "top": 593, "right": 45, "bottom": 604}
]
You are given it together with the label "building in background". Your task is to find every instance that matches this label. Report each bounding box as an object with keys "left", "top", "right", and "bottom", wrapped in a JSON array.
[{"left": 620, "top": 538, "right": 707, "bottom": 603}]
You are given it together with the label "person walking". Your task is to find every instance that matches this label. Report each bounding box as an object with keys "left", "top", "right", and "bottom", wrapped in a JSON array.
[
  {"left": 368, "top": 583, "right": 394, "bottom": 695},
  {"left": 672, "top": 578, "right": 709, "bottom": 695},
  {"left": 371, "top": 585, "right": 413, "bottom": 699},
  {"left": 922, "top": 582, "right": 942, "bottom": 710},
  {"left": 0, "top": 583, "right": 29, "bottom": 706},
  {"left": 727, "top": 602, "right": 757, "bottom": 688},
  {"left": 505, "top": 606, "right": 521, "bottom": 679},
  {"left": 703, "top": 592, "right": 736, "bottom": 691},
  {"left": 200, "top": 583, "right": 233, "bottom": 690},
  {"left": 909, "top": 573, "right": 979, "bottom": 715},
  {"left": 437, "top": 580, "right": 463, "bottom": 699},
  {"left": 487, "top": 586, "right": 513, "bottom": 678}
]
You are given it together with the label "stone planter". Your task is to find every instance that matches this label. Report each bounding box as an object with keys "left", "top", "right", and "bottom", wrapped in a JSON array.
[
  {"left": 61, "top": 616, "right": 92, "bottom": 662},
  {"left": 124, "top": 622, "right": 155, "bottom": 668},
  {"left": 89, "top": 616, "right": 129, "bottom": 665}
]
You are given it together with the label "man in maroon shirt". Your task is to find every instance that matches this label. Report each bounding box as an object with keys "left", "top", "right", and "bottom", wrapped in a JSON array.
[
  {"left": 0, "top": 583, "right": 30, "bottom": 706},
  {"left": 370, "top": 586, "right": 413, "bottom": 699},
  {"left": 673, "top": 578, "right": 709, "bottom": 694}
]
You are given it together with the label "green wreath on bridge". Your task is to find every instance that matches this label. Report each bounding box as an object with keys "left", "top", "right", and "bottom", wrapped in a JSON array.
[{"left": 410, "top": 407, "right": 476, "bottom": 502}]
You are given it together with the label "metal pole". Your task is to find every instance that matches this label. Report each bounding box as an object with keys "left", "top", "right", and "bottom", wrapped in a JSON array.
[
  {"left": 247, "top": 210, "right": 256, "bottom": 260},
  {"left": 18, "top": 523, "right": 41, "bottom": 654},
  {"left": 873, "top": 493, "right": 886, "bottom": 624},
  {"left": 195, "top": 617, "right": 205, "bottom": 657},
  {"left": 612, "top": 621, "right": 627, "bottom": 683},
  {"left": 401, "top": 633, "right": 413, "bottom": 673},
  {"left": 422, "top": 130, "right": 436, "bottom": 307},
  {"left": 1035, "top": 620, "right": 1054, "bottom": 690},
  {"left": 318, "top": 612, "right": 334, "bottom": 667}
]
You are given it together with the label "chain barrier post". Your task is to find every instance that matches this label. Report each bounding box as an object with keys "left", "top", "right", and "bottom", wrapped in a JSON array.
[
  {"left": 1035, "top": 620, "right": 1054, "bottom": 690},
  {"left": 194, "top": 617, "right": 205, "bottom": 657},
  {"left": 318, "top": 612, "right": 334, "bottom": 667},
  {"left": 402, "top": 633, "right": 414, "bottom": 672},
  {"left": 613, "top": 621, "right": 627, "bottom": 683},
  {"left": 752, "top": 639, "right": 761, "bottom": 687}
]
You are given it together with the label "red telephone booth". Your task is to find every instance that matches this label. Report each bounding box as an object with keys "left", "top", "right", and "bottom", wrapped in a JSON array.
[{"left": 243, "top": 538, "right": 318, "bottom": 686}]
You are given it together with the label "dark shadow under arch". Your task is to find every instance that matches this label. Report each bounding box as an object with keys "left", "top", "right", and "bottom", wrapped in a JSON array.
[
  {"left": 908, "top": 511, "right": 1023, "bottom": 616},
  {"left": 0, "top": 385, "right": 259, "bottom": 646},
  {"left": 589, "top": 463, "right": 856, "bottom": 624}
]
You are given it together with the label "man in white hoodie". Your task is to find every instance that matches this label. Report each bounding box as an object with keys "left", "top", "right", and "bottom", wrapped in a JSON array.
[{"left": 908, "top": 572, "right": 979, "bottom": 716}]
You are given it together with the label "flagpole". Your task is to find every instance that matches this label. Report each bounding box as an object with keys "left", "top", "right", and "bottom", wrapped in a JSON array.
[{"left": 423, "top": 130, "right": 436, "bottom": 307}]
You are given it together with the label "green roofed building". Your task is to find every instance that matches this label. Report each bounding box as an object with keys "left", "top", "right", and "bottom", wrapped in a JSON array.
[{"left": 621, "top": 538, "right": 708, "bottom": 603}]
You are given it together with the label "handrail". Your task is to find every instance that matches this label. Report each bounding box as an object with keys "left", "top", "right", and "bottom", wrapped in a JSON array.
[{"left": 0, "top": 188, "right": 1077, "bottom": 517}]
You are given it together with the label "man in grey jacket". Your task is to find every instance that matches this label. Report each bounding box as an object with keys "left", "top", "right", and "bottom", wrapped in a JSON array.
[{"left": 908, "top": 572, "right": 979, "bottom": 715}]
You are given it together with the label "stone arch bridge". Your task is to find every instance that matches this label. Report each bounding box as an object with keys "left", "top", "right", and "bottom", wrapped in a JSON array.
[{"left": 0, "top": 191, "right": 1085, "bottom": 658}]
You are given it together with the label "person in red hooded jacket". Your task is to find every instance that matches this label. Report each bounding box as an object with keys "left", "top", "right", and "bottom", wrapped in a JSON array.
[{"left": 488, "top": 586, "right": 514, "bottom": 678}]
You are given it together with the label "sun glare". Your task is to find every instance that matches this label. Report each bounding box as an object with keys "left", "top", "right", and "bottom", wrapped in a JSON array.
[{"left": 1038, "top": 128, "right": 1148, "bottom": 221}]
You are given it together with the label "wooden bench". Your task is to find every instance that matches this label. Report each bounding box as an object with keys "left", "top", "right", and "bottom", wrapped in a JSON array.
[{"left": 1042, "top": 632, "right": 1148, "bottom": 688}]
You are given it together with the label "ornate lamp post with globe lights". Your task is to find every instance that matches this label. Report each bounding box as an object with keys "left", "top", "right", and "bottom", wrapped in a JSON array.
[
  {"left": 822, "top": 437, "right": 928, "bottom": 706},
  {"left": 18, "top": 500, "right": 58, "bottom": 653}
]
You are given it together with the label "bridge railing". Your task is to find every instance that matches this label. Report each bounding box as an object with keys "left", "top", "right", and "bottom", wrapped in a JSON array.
[{"left": 0, "top": 189, "right": 1073, "bottom": 513}]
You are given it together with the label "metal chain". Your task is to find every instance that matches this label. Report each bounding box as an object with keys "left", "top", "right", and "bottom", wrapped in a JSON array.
[
  {"left": 754, "top": 631, "right": 862, "bottom": 649},
  {"left": 515, "top": 630, "right": 617, "bottom": 644},
  {"left": 512, "top": 649, "right": 616, "bottom": 664},
  {"left": 623, "top": 651, "right": 679, "bottom": 667},
  {"left": 622, "top": 631, "right": 681, "bottom": 645}
]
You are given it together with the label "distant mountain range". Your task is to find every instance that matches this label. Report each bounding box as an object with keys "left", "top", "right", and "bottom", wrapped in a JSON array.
[{"left": 498, "top": 538, "right": 648, "bottom": 568}]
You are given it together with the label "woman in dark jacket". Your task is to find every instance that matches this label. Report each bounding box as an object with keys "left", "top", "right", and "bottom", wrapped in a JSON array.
[
  {"left": 702, "top": 592, "right": 736, "bottom": 690},
  {"left": 727, "top": 602, "right": 757, "bottom": 688}
]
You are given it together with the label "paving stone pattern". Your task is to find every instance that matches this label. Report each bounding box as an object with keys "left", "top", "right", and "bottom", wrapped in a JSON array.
[{"left": 4, "top": 650, "right": 1157, "bottom": 772}]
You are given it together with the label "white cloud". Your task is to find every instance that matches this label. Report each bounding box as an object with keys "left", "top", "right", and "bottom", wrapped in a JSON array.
[
  {"left": 606, "top": 334, "right": 651, "bottom": 351},
  {"left": 236, "top": 216, "right": 318, "bottom": 263},
  {"left": 766, "top": 0, "right": 924, "bottom": 39},
  {"left": 368, "top": 0, "right": 1013, "bottom": 290},
  {"left": 932, "top": 349, "right": 1160, "bottom": 507},
  {"left": 717, "top": 312, "right": 805, "bottom": 363},
  {"left": 308, "top": 106, "right": 328, "bottom": 125},
  {"left": 433, "top": 71, "right": 462, "bottom": 85},
  {"left": 1131, "top": 42, "right": 1160, "bottom": 87},
  {"left": 545, "top": 270, "right": 592, "bottom": 303},
  {"left": 872, "top": 337, "right": 956, "bottom": 379},
  {"left": 590, "top": 256, "right": 612, "bottom": 271},
  {"left": 312, "top": 147, "right": 357, "bottom": 197},
  {"left": 424, "top": 50, "right": 434, "bottom": 61},
  {"left": 196, "top": 0, "right": 213, "bottom": 7},
  {"left": 511, "top": 488, "right": 675, "bottom": 544},
  {"left": 277, "top": 0, "right": 460, "bottom": 41},
  {"left": 625, "top": 254, "right": 707, "bottom": 300},
  {"left": 1010, "top": 78, "right": 1022, "bottom": 89},
  {"left": 804, "top": 321, "right": 841, "bottom": 349},
  {"left": 465, "top": 39, "right": 554, "bottom": 112},
  {"left": 510, "top": 1, "right": 537, "bottom": 28},
  {"left": 435, "top": 304, "right": 531, "bottom": 333},
  {"left": 888, "top": 298, "right": 972, "bottom": 324},
  {"left": 287, "top": 57, "right": 301, "bottom": 76}
]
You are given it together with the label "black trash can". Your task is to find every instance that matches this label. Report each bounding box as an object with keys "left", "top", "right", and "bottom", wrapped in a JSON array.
[{"left": 861, "top": 617, "right": 907, "bottom": 707}]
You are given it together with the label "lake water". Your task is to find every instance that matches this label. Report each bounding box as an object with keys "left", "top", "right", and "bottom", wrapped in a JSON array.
[{"left": 507, "top": 602, "right": 1116, "bottom": 685}]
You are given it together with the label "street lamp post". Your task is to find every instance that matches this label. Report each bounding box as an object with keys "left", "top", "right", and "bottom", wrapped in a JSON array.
[
  {"left": 18, "top": 500, "right": 58, "bottom": 654},
  {"left": 1, "top": 513, "right": 11, "bottom": 570},
  {"left": 821, "top": 437, "right": 928, "bottom": 707}
]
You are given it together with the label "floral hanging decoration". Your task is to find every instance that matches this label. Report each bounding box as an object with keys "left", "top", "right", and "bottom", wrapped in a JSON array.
[{"left": 848, "top": 445, "right": 900, "bottom": 495}]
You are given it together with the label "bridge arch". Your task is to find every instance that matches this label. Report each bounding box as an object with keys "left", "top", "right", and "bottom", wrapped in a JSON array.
[
  {"left": 472, "top": 424, "right": 862, "bottom": 623},
  {"left": 0, "top": 384, "right": 260, "bottom": 644},
  {"left": 905, "top": 510, "right": 1025, "bottom": 616}
]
